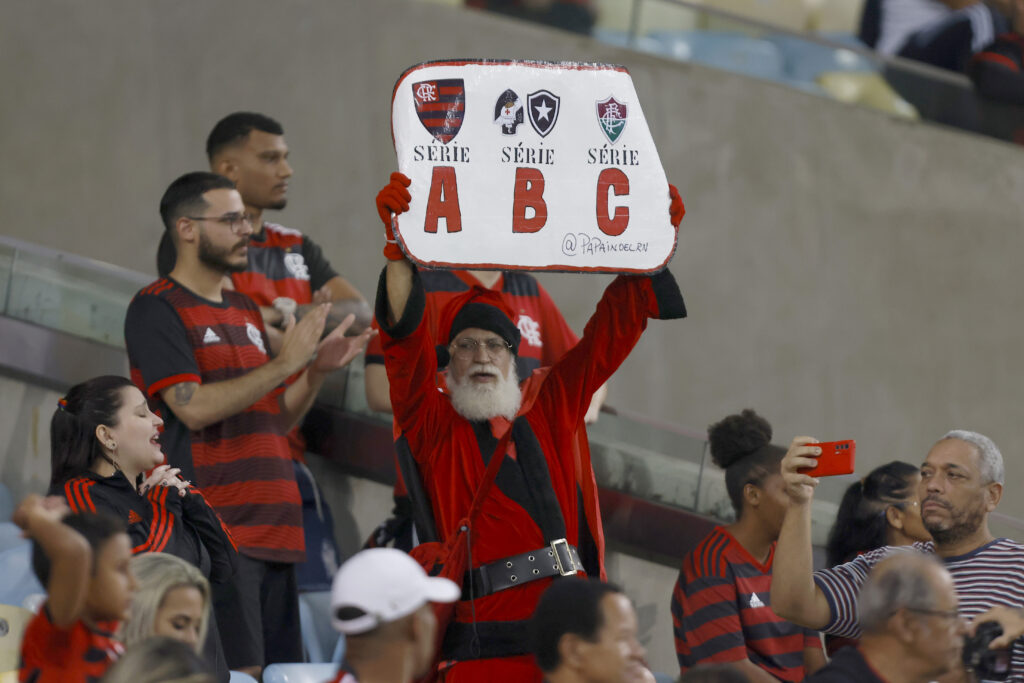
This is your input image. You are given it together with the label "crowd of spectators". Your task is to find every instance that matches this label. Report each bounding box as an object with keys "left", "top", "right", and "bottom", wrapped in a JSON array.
[{"left": 7, "top": 107, "right": 1024, "bottom": 683}]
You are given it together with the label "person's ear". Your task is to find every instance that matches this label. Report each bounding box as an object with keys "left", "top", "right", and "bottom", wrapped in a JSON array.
[
  {"left": 176, "top": 216, "right": 196, "bottom": 245},
  {"left": 985, "top": 481, "right": 1003, "bottom": 512},
  {"left": 559, "top": 633, "right": 585, "bottom": 670},
  {"left": 744, "top": 482, "right": 761, "bottom": 507},
  {"left": 94, "top": 424, "right": 115, "bottom": 452},
  {"left": 213, "top": 156, "right": 239, "bottom": 183},
  {"left": 890, "top": 608, "right": 918, "bottom": 645},
  {"left": 886, "top": 505, "right": 904, "bottom": 531}
]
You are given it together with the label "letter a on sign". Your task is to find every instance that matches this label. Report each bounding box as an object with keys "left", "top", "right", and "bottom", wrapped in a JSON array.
[{"left": 424, "top": 166, "right": 462, "bottom": 233}]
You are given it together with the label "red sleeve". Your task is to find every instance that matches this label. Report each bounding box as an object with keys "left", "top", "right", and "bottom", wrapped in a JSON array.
[
  {"left": 365, "top": 318, "right": 384, "bottom": 365},
  {"left": 124, "top": 293, "right": 201, "bottom": 396},
  {"left": 534, "top": 281, "right": 579, "bottom": 365},
  {"left": 537, "top": 269, "right": 685, "bottom": 424},
  {"left": 672, "top": 563, "right": 747, "bottom": 668},
  {"left": 375, "top": 267, "right": 446, "bottom": 460}
]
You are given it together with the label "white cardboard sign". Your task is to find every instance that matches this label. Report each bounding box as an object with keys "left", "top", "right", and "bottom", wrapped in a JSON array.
[{"left": 390, "top": 59, "right": 676, "bottom": 274}]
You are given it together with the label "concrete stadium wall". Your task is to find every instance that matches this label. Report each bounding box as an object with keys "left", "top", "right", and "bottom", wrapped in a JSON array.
[{"left": 4, "top": 0, "right": 1024, "bottom": 670}]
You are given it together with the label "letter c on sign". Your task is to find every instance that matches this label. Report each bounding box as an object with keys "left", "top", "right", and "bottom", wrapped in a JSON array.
[{"left": 596, "top": 168, "right": 630, "bottom": 236}]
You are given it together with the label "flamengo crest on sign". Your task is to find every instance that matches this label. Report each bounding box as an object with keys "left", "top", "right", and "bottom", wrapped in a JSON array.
[{"left": 413, "top": 79, "right": 466, "bottom": 144}]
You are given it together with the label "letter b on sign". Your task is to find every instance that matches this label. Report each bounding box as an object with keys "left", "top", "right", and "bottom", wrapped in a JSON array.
[{"left": 513, "top": 168, "right": 548, "bottom": 233}]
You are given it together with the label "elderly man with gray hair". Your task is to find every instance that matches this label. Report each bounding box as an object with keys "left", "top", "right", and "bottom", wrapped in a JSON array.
[
  {"left": 805, "top": 553, "right": 965, "bottom": 682},
  {"left": 771, "top": 429, "right": 1024, "bottom": 681}
]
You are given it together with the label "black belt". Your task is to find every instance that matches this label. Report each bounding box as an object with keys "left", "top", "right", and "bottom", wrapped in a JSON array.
[{"left": 463, "top": 538, "right": 583, "bottom": 600}]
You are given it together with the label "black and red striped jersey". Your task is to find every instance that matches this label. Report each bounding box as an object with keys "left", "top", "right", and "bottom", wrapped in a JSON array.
[
  {"left": 54, "top": 471, "right": 236, "bottom": 581},
  {"left": 19, "top": 604, "right": 123, "bottom": 683},
  {"left": 365, "top": 269, "right": 580, "bottom": 380},
  {"left": 229, "top": 222, "right": 338, "bottom": 306},
  {"left": 671, "top": 526, "right": 821, "bottom": 680},
  {"left": 124, "top": 278, "right": 303, "bottom": 563}
]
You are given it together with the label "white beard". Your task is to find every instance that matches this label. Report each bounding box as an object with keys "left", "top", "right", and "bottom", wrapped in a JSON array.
[{"left": 448, "top": 362, "right": 522, "bottom": 422}]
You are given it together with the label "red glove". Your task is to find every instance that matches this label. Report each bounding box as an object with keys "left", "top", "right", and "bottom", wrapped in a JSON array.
[
  {"left": 375, "top": 172, "right": 412, "bottom": 260},
  {"left": 668, "top": 183, "right": 686, "bottom": 228}
]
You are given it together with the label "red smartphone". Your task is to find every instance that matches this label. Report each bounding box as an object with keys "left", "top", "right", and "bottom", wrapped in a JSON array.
[{"left": 798, "top": 440, "right": 856, "bottom": 476}]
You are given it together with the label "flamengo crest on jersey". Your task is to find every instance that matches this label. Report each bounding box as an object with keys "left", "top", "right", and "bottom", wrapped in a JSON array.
[
  {"left": 246, "top": 322, "right": 267, "bottom": 355},
  {"left": 283, "top": 252, "right": 310, "bottom": 280},
  {"left": 413, "top": 79, "right": 466, "bottom": 144}
]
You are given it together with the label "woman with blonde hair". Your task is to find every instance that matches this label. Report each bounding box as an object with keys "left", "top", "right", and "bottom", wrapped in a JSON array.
[{"left": 123, "top": 553, "right": 211, "bottom": 653}]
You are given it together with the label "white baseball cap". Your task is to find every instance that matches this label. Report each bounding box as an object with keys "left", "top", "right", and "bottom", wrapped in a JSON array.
[{"left": 331, "top": 548, "right": 461, "bottom": 635}]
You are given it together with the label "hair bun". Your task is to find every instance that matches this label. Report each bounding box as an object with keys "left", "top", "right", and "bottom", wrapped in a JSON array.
[{"left": 707, "top": 409, "right": 773, "bottom": 469}]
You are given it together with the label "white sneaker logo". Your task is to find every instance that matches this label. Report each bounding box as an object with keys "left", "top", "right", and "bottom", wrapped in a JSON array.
[
  {"left": 203, "top": 327, "right": 221, "bottom": 344},
  {"left": 749, "top": 592, "right": 765, "bottom": 608}
]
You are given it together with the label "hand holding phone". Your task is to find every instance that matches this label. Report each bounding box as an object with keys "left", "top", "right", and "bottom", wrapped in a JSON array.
[{"left": 797, "top": 440, "right": 856, "bottom": 477}]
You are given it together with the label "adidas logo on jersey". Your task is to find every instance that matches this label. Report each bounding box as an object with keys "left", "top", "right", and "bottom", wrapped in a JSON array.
[
  {"left": 203, "top": 327, "right": 221, "bottom": 344},
  {"left": 749, "top": 592, "right": 765, "bottom": 608},
  {"left": 127, "top": 510, "right": 142, "bottom": 524}
]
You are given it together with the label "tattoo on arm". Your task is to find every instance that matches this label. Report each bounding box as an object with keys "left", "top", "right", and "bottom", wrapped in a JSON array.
[{"left": 172, "top": 382, "right": 197, "bottom": 406}]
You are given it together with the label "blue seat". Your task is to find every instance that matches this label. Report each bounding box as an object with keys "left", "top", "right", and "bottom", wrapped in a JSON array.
[
  {"left": 0, "top": 542, "right": 44, "bottom": 610},
  {"left": 228, "top": 672, "right": 258, "bottom": 683},
  {"left": 0, "top": 483, "right": 12, "bottom": 522},
  {"left": 0, "top": 523, "right": 23, "bottom": 553},
  {"left": 767, "top": 32, "right": 876, "bottom": 85},
  {"left": 262, "top": 663, "right": 338, "bottom": 683},
  {"left": 648, "top": 31, "right": 787, "bottom": 83},
  {"left": 297, "top": 590, "right": 341, "bottom": 664}
]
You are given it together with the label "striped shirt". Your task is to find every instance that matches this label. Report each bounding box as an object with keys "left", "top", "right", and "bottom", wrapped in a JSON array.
[
  {"left": 813, "top": 538, "right": 1024, "bottom": 681},
  {"left": 671, "top": 526, "right": 821, "bottom": 681},
  {"left": 125, "top": 278, "right": 303, "bottom": 563},
  {"left": 229, "top": 222, "right": 338, "bottom": 307}
]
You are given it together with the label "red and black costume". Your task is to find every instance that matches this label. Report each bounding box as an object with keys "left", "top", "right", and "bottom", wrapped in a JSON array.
[{"left": 377, "top": 265, "right": 686, "bottom": 682}]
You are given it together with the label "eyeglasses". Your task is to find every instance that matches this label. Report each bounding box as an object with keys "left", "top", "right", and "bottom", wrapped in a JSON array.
[
  {"left": 451, "top": 337, "right": 512, "bottom": 360},
  {"left": 185, "top": 212, "right": 254, "bottom": 234}
]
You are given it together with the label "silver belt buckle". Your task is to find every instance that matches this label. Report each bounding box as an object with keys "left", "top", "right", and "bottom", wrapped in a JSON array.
[{"left": 550, "top": 538, "right": 576, "bottom": 576}]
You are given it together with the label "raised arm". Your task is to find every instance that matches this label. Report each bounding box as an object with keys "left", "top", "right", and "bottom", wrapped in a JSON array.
[
  {"left": 14, "top": 495, "right": 90, "bottom": 628},
  {"left": 770, "top": 436, "right": 833, "bottom": 629}
]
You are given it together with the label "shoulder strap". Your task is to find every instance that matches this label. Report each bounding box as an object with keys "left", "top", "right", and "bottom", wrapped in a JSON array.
[{"left": 466, "top": 424, "right": 514, "bottom": 526}]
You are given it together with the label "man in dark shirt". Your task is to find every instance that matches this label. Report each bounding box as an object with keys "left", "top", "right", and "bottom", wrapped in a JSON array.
[{"left": 806, "top": 553, "right": 965, "bottom": 683}]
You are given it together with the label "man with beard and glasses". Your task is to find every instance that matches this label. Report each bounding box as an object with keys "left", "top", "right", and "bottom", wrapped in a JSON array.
[
  {"left": 124, "top": 172, "right": 374, "bottom": 679},
  {"left": 372, "top": 172, "right": 687, "bottom": 683},
  {"left": 770, "top": 430, "right": 1024, "bottom": 682}
]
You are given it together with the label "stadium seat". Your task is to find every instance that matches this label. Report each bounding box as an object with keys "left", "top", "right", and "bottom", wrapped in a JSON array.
[
  {"left": 0, "top": 483, "right": 12, "bottom": 522},
  {"left": 0, "top": 543, "right": 45, "bottom": 611},
  {"left": 0, "top": 524, "right": 21, "bottom": 554},
  {"left": 229, "top": 671, "right": 259, "bottom": 683},
  {"left": 648, "top": 31, "right": 787, "bottom": 83},
  {"left": 262, "top": 663, "right": 338, "bottom": 683},
  {"left": 298, "top": 590, "right": 340, "bottom": 664},
  {"left": 0, "top": 604, "right": 33, "bottom": 671}
]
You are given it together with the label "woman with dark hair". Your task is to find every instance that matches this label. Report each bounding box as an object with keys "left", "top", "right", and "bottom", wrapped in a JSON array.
[
  {"left": 822, "top": 460, "right": 930, "bottom": 655},
  {"left": 49, "top": 375, "right": 236, "bottom": 681},
  {"left": 671, "top": 409, "right": 824, "bottom": 682},
  {"left": 825, "top": 461, "right": 930, "bottom": 567},
  {"left": 49, "top": 376, "right": 236, "bottom": 582}
]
